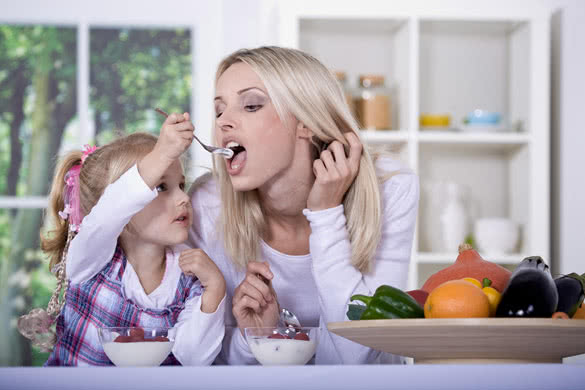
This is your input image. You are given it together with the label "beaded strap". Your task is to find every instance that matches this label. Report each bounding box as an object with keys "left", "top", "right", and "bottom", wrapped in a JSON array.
[{"left": 17, "top": 228, "right": 75, "bottom": 352}]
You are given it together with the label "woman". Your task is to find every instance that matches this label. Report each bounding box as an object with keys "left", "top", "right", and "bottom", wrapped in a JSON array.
[{"left": 188, "top": 46, "right": 419, "bottom": 364}]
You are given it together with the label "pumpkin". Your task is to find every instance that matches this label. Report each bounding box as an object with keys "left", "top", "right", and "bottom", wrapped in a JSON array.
[{"left": 421, "top": 244, "right": 512, "bottom": 293}]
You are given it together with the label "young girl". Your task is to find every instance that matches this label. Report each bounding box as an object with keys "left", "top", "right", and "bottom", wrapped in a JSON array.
[{"left": 18, "top": 112, "right": 226, "bottom": 366}]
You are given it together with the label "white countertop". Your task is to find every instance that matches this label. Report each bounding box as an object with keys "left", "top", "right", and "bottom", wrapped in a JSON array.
[{"left": 1, "top": 364, "right": 583, "bottom": 390}]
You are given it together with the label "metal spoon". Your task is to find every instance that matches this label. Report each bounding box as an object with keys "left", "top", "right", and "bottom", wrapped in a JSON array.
[
  {"left": 154, "top": 108, "right": 234, "bottom": 159},
  {"left": 257, "top": 273, "right": 301, "bottom": 335},
  {"left": 280, "top": 307, "right": 301, "bottom": 329},
  {"left": 280, "top": 307, "right": 302, "bottom": 338}
]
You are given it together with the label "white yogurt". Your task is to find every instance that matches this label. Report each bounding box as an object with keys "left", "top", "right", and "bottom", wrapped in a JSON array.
[
  {"left": 248, "top": 338, "right": 316, "bottom": 366},
  {"left": 103, "top": 341, "right": 174, "bottom": 366}
]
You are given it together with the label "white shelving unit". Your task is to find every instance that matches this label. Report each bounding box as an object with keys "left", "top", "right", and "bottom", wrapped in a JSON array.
[{"left": 278, "top": 2, "right": 550, "bottom": 290}]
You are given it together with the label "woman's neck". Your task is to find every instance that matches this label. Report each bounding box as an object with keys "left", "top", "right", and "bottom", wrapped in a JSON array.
[
  {"left": 120, "top": 236, "right": 166, "bottom": 295},
  {"left": 258, "top": 153, "right": 315, "bottom": 255}
]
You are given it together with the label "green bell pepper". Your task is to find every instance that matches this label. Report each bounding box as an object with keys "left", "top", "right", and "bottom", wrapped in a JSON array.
[{"left": 350, "top": 284, "right": 425, "bottom": 320}]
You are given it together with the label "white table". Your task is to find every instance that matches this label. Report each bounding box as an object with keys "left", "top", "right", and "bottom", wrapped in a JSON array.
[{"left": 1, "top": 364, "right": 583, "bottom": 390}]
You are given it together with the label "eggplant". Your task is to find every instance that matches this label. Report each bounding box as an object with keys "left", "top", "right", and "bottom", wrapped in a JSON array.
[
  {"left": 495, "top": 256, "right": 558, "bottom": 318},
  {"left": 555, "top": 273, "right": 585, "bottom": 317}
]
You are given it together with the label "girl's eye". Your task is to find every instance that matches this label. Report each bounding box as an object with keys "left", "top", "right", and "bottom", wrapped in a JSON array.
[
  {"left": 245, "top": 104, "right": 262, "bottom": 112},
  {"left": 179, "top": 183, "right": 185, "bottom": 191},
  {"left": 156, "top": 183, "right": 167, "bottom": 192}
]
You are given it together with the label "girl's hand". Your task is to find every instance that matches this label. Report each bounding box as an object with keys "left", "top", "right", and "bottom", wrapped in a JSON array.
[
  {"left": 179, "top": 248, "right": 226, "bottom": 313},
  {"left": 232, "top": 262, "right": 279, "bottom": 332},
  {"left": 154, "top": 112, "right": 194, "bottom": 162},
  {"left": 307, "top": 132, "right": 363, "bottom": 211}
]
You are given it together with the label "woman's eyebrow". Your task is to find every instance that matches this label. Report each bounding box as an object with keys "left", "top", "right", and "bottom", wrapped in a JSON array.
[
  {"left": 214, "top": 86, "right": 267, "bottom": 101},
  {"left": 237, "top": 87, "right": 266, "bottom": 95}
]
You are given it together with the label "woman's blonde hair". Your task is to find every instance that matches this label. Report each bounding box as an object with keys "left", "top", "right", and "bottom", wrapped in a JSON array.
[{"left": 214, "top": 46, "right": 382, "bottom": 273}]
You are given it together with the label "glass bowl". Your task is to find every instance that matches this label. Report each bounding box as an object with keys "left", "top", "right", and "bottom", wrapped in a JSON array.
[
  {"left": 97, "top": 326, "right": 175, "bottom": 367},
  {"left": 244, "top": 327, "right": 320, "bottom": 366}
]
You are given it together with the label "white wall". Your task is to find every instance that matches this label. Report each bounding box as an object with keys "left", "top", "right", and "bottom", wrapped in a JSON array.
[
  {"left": 221, "top": 0, "right": 279, "bottom": 56},
  {"left": 548, "top": 0, "right": 585, "bottom": 276}
]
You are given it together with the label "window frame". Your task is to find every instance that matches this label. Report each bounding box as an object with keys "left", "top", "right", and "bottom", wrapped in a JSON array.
[{"left": 0, "top": 0, "right": 222, "bottom": 208}]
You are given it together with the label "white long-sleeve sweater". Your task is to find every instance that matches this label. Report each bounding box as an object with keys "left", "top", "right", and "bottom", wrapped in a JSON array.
[
  {"left": 65, "top": 164, "right": 226, "bottom": 366},
  {"left": 187, "top": 157, "right": 419, "bottom": 365}
]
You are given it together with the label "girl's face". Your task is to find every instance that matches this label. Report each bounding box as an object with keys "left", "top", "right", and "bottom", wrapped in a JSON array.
[
  {"left": 128, "top": 160, "right": 192, "bottom": 246},
  {"left": 214, "top": 62, "right": 301, "bottom": 192}
]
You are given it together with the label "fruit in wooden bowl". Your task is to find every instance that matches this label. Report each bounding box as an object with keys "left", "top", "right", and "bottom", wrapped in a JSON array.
[
  {"left": 423, "top": 279, "right": 491, "bottom": 318},
  {"left": 422, "top": 244, "right": 511, "bottom": 293}
]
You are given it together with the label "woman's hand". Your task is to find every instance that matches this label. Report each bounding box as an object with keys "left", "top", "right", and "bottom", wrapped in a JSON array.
[
  {"left": 154, "top": 112, "right": 194, "bottom": 163},
  {"left": 232, "top": 262, "right": 279, "bottom": 332},
  {"left": 179, "top": 248, "right": 226, "bottom": 313},
  {"left": 307, "top": 132, "right": 363, "bottom": 211}
]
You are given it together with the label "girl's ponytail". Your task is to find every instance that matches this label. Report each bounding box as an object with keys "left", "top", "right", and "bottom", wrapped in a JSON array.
[
  {"left": 17, "top": 149, "right": 86, "bottom": 351},
  {"left": 41, "top": 151, "right": 83, "bottom": 270}
]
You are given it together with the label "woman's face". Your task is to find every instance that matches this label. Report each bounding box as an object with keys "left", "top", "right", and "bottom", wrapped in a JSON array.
[{"left": 214, "top": 62, "right": 300, "bottom": 192}]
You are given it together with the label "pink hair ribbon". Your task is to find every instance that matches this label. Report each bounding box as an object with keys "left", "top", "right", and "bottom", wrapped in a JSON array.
[
  {"left": 60, "top": 164, "right": 82, "bottom": 232},
  {"left": 58, "top": 144, "right": 98, "bottom": 232}
]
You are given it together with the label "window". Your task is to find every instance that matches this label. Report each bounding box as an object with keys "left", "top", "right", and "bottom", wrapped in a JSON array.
[{"left": 0, "top": 1, "right": 221, "bottom": 366}]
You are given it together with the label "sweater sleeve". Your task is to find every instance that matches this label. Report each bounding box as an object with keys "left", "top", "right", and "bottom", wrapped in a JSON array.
[
  {"left": 303, "top": 171, "right": 419, "bottom": 364},
  {"left": 66, "top": 164, "right": 157, "bottom": 284},
  {"left": 172, "top": 288, "right": 227, "bottom": 366}
]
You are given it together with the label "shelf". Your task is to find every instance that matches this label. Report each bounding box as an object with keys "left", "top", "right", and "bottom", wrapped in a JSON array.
[
  {"left": 417, "top": 131, "right": 530, "bottom": 152},
  {"left": 419, "top": 19, "right": 531, "bottom": 139},
  {"left": 286, "top": 7, "right": 550, "bottom": 291},
  {"left": 420, "top": 20, "right": 525, "bottom": 36},
  {"left": 360, "top": 130, "right": 409, "bottom": 144},
  {"left": 300, "top": 18, "right": 407, "bottom": 34},
  {"left": 298, "top": 17, "right": 411, "bottom": 130},
  {"left": 417, "top": 252, "right": 525, "bottom": 265}
]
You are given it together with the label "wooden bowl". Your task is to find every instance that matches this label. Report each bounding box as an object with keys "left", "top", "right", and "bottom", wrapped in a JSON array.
[{"left": 328, "top": 318, "right": 585, "bottom": 364}]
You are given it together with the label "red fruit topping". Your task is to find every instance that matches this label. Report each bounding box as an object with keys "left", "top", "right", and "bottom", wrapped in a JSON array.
[
  {"left": 268, "top": 333, "right": 287, "bottom": 339},
  {"left": 293, "top": 333, "right": 310, "bottom": 341},
  {"left": 114, "top": 335, "right": 133, "bottom": 343},
  {"left": 129, "top": 328, "right": 145, "bottom": 338}
]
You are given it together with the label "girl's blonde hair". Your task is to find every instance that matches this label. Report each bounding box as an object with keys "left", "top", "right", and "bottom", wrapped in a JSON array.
[
  {"left": 42, "top": 132, "right": 158, "bottom": 271},
  {"left": 214, "top": 46, "right": 382, "bottom": 273}
]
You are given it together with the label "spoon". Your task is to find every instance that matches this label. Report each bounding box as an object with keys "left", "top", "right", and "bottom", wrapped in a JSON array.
[
  {"left": 279, "top": 308, "right": 303, "bottom": 338},
  {"left": 280, "top": 308, "right": 301, "bottom": 329},
  {"left": 257, "top": 273, "right": 302, "bottom": 336},
  {"left": 154, "top": 108, "right": 234, "bottom": 159}
]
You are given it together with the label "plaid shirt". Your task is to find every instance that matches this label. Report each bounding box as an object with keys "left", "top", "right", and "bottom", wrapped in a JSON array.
[{"left": 46, "top": 246, "right": 201, "bottom": 366}]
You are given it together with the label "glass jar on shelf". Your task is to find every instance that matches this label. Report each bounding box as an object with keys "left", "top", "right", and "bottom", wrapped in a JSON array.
[
  {"left": 333, "top": 71, "right": 355, "bottom": 117},
  {"left": 354, "top": 74, "right": 392, "bottom": 130}
]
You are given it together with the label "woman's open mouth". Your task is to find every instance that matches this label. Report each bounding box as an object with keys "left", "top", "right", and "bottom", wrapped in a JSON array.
[{"left": 226, "top": 141, "right": 247, "bottom": 174}]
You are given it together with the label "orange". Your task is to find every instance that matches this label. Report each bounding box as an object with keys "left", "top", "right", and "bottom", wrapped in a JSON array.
[
  {"left": 573, "top": 302, "right": 585, "bottom": 319},
  {"left": 424, "top": 280, "right": 491, "bottom": 318}
]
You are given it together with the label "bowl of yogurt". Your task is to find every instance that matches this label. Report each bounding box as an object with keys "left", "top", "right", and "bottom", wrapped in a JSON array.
[
  {"left": 98, "top": 326, "right": 175, "bottom": 367},
  {"left": 244, "top": 327, "right": 320, "bottom": 366}
]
